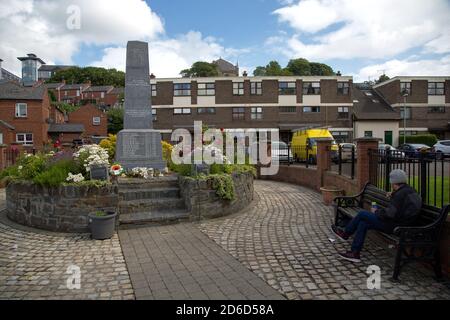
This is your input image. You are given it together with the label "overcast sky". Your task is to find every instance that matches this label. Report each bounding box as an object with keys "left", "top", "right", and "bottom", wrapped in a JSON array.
[{"left": 1, "top": 0, "right": 449, "bottom": 82}]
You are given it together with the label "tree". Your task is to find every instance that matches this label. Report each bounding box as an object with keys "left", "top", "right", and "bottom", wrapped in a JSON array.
[
  {"left": 376, "top": 74, "right": 390, "bottom": 84},
  {"left": 253, "top": 58, "right": 335, "bottom": 76},
  {"left": 180, "top": 61, "right": 219, "bottom": 78},
  {"left": 107, "top": 107, "right": 124, "bottom": 134},
  {"left": 48, "top": 67, "right": 125, "bottom": 87},
  {"left": 309, "top": 62, "right": 335, "bottom": 76},
  {"left": 286, "top": 58, "right": 311, "bottom": 76}
]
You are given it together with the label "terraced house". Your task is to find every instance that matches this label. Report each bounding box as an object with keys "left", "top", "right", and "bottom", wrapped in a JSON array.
[
  {"left": 150, "top": 75, "right": 354, "bottom": 143},
  {"left": 374, "top": 76, "right": 450, "bottom": 139}
]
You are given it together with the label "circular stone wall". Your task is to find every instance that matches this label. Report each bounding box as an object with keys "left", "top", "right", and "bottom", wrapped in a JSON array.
[
  {"left": 178, "top": 172, "right": 254, "bottom": 220},
  {"left": 6, "top": 182, "right": 119, "bottom": 233}
]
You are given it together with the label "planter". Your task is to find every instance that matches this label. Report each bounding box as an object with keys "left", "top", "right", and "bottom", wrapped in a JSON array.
[
  {"left": 320, "top": 187, "right": 344, "bottom": 206},
  {"left": 88, "top": 211, "right": 117, "bottom": 240}
]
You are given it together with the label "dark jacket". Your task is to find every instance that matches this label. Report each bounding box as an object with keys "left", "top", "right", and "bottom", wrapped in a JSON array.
[{"left": 376, "top": 184, "right": 422, "bottom": 229}]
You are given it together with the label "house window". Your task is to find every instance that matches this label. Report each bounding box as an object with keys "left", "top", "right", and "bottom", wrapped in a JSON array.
[
  {"left": 151, "top": 84, "right": 157, "bottom": 97},
  {"left": 174, "top": 83, "right": 191, "bottom": 96},
  {"left": 303, "top": 106, "right": 320, "bottom": 113},
  {"left": 401, "top": 82, "right": 411, "bottom": 95},
  {"left": 16, "top": 133, "right": 33, "bottom": 146},
  {"left": 233, "top": 82, "right": 244, "bottom": 95},
  {"left": 101, "top": 92, "right": 105, "bottom": 99},
  {"left": 428, "top": 82, "right": 445, "bottom": 95},
  {"left": 428, "top": 106, "right": 445, "bottom": 113},
  {"left": 337, "top": 82, "right": 350, "bottom": 95},
  {"left": 232, "top": 107, "right": 245, "bottom": 120},
  {"left": 76, "top": 90, "right": 80, "bottom": 97},
  {"left": 364, "top": 131, "right": 373, "bottom": 138},
  {"left": 400, "top": 106, "right": 411, "bottom": 119},
  {"left": 152, "top": 109, "right": 157, "bottom": 121},
  {"left": 251, "top": 82, "right": 262, "bottom": 95},
  {"left": 15, "top": 103, "right": 27, "bottom": 118},
  {"left": 338, "top": 107, "right": 349, "bottom": 118},
  {"left": 197, "top": 107, "right": 216, "bottom": 114},
  {"left": 303, "top": 82, "right": 321, "bottom": 95},
  {"left": 251, "top": 107, "right": 263, "bottom": 120},
  {"left": 64, "top": 91, "right": 67, "bottom": 96},
  {"left": 173, "top": 108, "right": 191, "bottom": 115},
  {"left": 198, "top": 83, "right": 215, "bottom": 96},
  {"left": 93, "top": 117, "right": 101, "bottom": 126},
  {"left": 0, "top": 133, "right": 2, "bottom": 145},
  {"left": 279, "top": 106, "right": 296, "bottom": 113},
  {"left": 279, "top": 82, "right": 296, "bottom": 95}
]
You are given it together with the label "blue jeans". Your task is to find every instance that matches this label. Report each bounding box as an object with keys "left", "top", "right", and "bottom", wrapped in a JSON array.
[{"left": 344, "top": 211, "right": 389, "bottom": 252}]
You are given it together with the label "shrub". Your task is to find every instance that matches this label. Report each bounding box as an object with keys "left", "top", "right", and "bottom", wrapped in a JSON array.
[
  {"left": 210, "top": 174, "right": 235, "bottom": 201},
  {"left": 33, "top": 160, "right": 79, "bottom": 187},
  {"left": 399, "top": 134, "right": 438, "bottom": 147},
  {"left": 161, "top": 141, "right": 173, "bottom": 164},
  {"left": 74, "top": 144, "right": 110, "bottom": 175},
  {"left": 99, "top": 134, "right": 117, "bottom": 160},
  {"left": 170, "top": 163, "right": 193, "bottom": 176}
]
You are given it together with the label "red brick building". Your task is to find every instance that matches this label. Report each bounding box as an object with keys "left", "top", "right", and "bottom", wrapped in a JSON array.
[
  {"left": 0, "top": 81, "right": 51, "bottom": 150},
  {"left": 68, "top": 104, "right": 108, "bottom": 139}
]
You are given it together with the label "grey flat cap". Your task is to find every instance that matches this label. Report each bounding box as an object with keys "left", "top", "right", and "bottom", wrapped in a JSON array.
[{"left": 390, "top": 169, "right": 408, "bottom": 184}]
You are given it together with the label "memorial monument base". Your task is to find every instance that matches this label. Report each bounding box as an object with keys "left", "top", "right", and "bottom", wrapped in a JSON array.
[{"left": 116, "top": 129, "right": 166, "bottom": 171}]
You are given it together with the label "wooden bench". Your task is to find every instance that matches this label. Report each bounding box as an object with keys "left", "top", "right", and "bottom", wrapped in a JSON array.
[{"left": 333, "top": 183, "right": 449, "bottom": 281}]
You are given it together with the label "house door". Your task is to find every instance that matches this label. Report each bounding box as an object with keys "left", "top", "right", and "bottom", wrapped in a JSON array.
[{"left": 384, "top": 131, "right": 393, "bottom": 145}]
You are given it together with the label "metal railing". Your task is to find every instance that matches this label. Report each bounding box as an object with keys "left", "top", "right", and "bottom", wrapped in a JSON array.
[
  {"left": 334, "top": 144, "right": 356, "bottom": 180},
  {"left": 369, "top": 148, "right": 450, "bottom": 209}
]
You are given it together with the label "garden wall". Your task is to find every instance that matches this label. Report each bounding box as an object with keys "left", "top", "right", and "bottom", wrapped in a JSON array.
[
  {"left": 261, "top": 165, "right": 319, "bottom": 191},
  {"left": 6, "top": 182, "right": 119, "bottom": 233},
  {"left": 179, "top": 172, "right": 254, "bottom": 220}
]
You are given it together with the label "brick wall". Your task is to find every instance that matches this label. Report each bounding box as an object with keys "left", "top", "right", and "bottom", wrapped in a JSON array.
[
  {"left": 68, "top": 104, "right": 107, "bottom": 137},
  {"left": 321, "top": 79, "right": 353, "bottom": 104},
  {"left": 262, "top": 165, "right": 319, "bottom": 191}
]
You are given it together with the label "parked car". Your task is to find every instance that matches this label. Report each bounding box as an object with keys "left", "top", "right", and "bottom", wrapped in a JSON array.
[
  {"left": 433, "top": 140, "right": 450, "bottom": 158},
  {"left": 271, "top": 141, "right": 293, "bottom": 164},
  {"left": 378, "top": 144, "right": 405, "bottom": 162},
  {"left": 398, "top": 143, "right": 432, "bottom": 158},
  {"left": 335, "top": 143, "right": 357, "bottom": 163}
]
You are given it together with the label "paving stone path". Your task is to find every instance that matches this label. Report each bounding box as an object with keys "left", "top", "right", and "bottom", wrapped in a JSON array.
[
  {"left": 119, "top": 225, "right": 284, "bottom": 300},
  {"left": 199, "top": 180, "right": 450, "bottom": 300},
  {"left": 0, "top": 191, "right": 134, "bottom": 300}
]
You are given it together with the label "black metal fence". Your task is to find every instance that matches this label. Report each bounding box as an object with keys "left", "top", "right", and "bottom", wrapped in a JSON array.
[
  {"left": 369, "top": 148, "right": 450, "bottom": 209},
  {"left": 334, "top": 144, "right": 356, "bottom": 179}
]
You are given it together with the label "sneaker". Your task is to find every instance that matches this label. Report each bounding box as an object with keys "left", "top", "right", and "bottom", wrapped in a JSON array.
[
  {"left": 338, "top": 251, "right": 361, "bottom": 263},
  {"left": 331, "top": 225, "right": 349, "bottom": 241}
]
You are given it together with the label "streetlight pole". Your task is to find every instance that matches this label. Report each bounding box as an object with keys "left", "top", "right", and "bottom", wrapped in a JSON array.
[{"left": 402, "top": 90, "right": 409, "bottom": 145}]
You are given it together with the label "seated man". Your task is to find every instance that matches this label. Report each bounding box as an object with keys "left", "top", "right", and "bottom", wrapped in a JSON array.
[{"left": 332, "top": 169, "right": 422, "bottom": 263}]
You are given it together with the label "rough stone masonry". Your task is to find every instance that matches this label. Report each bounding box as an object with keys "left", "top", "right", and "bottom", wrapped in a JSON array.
[{"left": 116, "top": 41, "right": 166, "bottom": 170}]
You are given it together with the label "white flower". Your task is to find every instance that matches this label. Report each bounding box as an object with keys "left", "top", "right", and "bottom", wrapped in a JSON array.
[
  {"left": 18, "top": 165, "right": 23, "bottom": 170},
  {"left": 66, "top": 173, "right": 85, "bottom": 183}
]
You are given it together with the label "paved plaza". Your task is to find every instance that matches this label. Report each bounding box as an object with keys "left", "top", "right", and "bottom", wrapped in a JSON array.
[{"left": 0, "top": 181, "right": 450, "bottom": 300}]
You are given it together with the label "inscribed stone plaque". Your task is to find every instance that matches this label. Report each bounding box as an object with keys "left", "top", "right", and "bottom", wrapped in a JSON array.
[{"left": 90, "top": 166, "right": 109, "bottom": 181}]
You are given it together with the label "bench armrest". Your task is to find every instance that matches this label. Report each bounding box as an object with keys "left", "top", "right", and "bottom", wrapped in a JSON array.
[{"left": 393, "top": 223, "right": 441, "bottom": 242}]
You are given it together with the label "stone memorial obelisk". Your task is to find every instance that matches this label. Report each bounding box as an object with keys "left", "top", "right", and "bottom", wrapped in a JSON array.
[{"left": 116, "top": 41, "right": 166, "bottom": 170}]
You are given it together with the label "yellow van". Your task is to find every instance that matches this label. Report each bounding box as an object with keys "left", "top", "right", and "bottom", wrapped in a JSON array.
[{"left": 291, "top": 129, "right": 339, "bottom": 164}]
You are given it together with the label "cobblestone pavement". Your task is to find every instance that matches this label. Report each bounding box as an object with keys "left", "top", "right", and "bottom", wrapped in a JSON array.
[
  {"left": 0, "top": 190, "right": 134, "bottom": 300},
  {"left": 119, "top": 225, "right": 284, "bottom": 300},
  {"left": 199, "top": 180, "right": 450, "bottom": 300}
]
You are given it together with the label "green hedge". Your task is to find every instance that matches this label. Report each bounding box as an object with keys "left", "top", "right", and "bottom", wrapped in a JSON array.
[{"left": 399, "top": 134, "right": 438, "bottom": 147}]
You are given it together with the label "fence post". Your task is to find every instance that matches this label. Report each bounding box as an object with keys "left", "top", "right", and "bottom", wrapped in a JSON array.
[
  {"left": 420, "top": 152, "right": 427, "bottom": 202},
  {"left": 0, "top": 145, "right": 6, "bottom": 170},
  {"left": 355, "top": 137, "right": 381, "bottom": 191},
  {"left": 316, "top": 139, "right": 332, "bottom": 190}
]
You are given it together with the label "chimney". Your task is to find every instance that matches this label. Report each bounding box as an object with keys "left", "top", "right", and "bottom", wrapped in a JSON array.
[
  {"left": 150, "top": 73, "right": 156, "bottom": 79},
  {"left": 242, "top": 71, "right": 248, "bottom": 77},
  {"left": 336, "top": 71, "right": 342, "bottom": 77}
]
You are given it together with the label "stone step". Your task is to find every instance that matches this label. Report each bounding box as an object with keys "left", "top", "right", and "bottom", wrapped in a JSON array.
[
  {"left": 119, "top": 187, "right": 180, "bottom": 201},
  {"left": 119, "top": 210, "right": 190, "bottom": 228},
  {"left": 119, "top": 198, "right": 186, "bottom": 215},
  {"left": 118, "top": 176, "right": 179, "bottom": 190}
]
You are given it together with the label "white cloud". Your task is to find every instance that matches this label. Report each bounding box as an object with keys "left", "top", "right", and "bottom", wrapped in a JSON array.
[
  {"left": 273, "top": 0, "right": 450, "bottom": 60},
  {"left": 0, "top": 0, "right": 247, "bottom": 79},
  {"left": 0, "top": 0, "right": 164, "bottom": 74},
  {"left": 92, "top": 31, "right": 248, "bottom": 78},
  {"left": 354, "top": 55, "right": 450, "bottom": 82}
]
